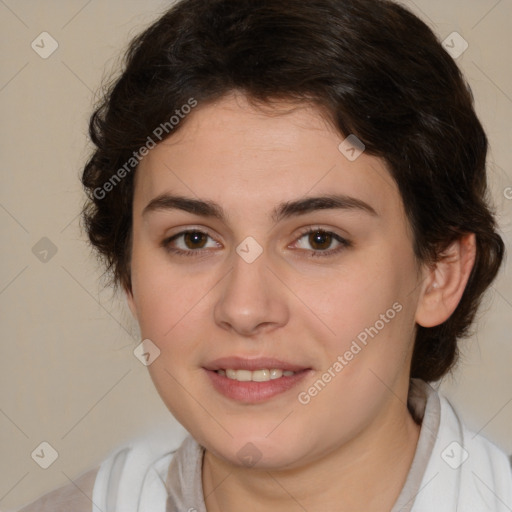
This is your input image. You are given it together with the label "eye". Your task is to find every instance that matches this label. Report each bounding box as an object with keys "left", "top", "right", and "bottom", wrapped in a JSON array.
[
  {"left": 292, "top": 228, "right": 351, "bottom": 257},
  {"left": 161, "top": 227, "right": 351, "bottom": 259},
  {"left": 162, "top": 230, "right": 221, "bottom": 257}
]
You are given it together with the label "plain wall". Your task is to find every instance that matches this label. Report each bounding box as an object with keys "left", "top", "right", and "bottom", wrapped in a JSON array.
[{"left": 1, "top": 0, "right": 511, "bottom": 509}]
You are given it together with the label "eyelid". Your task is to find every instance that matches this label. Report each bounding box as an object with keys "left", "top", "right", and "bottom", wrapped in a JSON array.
[
  {"left": 293, "top": 225, "right": 350, "bottom": 241},
  {"left": 163, "top": 225, "right": 219, "bottom": 240}
]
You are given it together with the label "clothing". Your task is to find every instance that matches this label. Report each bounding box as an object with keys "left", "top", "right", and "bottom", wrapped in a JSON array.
[
  {"left": 11, "top": 466, "right": 98, "bottom": 512},
  {"left": 14, "top": 379, "right": 512, "bottom": 512}
]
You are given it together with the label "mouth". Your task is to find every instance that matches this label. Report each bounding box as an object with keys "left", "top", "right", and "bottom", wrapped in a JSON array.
[
  {"left": 203, "top": 356, "right": 312, "bottom": 403},
  {"left": 215, "top": 368, "right": 297, "bottom": 382}
]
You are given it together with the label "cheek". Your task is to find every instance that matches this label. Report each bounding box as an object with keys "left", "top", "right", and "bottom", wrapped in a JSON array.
[
  {"left": 297, "top": 251, "right": 416, "bottom": 380},
  {"left": 129, "top": 246, "right": 208, "bottom": 338},
  {"left": 291, "top": 257, "right": 398, "bottom": 341}
]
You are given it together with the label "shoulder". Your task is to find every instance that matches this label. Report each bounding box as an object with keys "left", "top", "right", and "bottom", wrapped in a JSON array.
[
  {"left": 416, "top": 379, "right": 510, "bottom": 470},
  {"left": 13, "top": 424, "right": 190, "bottom": 512},
  {"left": 407, "top": 380, "right": 511, "bottom": 511},
  {"left": 14, "top": 466, "right": 99, "bottom": 512},
  {"left": 437, "top": 391, "right": 512, "bottom": 507},
  {"left": 438, "top": 391, "right": 511, "bottom": 467},
  {"left": 93, "top": 425, "right": 191, "bottom": 511}
]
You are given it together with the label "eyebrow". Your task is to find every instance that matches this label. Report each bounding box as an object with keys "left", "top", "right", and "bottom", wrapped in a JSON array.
[{"left": 142, "top": 193, "right": 378, "bottom": 222}]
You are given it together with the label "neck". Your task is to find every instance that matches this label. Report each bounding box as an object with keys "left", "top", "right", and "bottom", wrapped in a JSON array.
[{"left": 202, "top": 386, "right": 421, "bottom": 512}]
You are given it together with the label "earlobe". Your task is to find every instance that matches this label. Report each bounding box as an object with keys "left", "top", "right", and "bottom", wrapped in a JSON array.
[{"left": 415, "top": 233, "right": 476, "bottom": 328}]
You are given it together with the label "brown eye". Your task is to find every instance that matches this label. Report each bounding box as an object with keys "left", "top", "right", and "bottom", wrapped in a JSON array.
[
  {"left": 293, "top": 228, "right": 351, "bottom": 257},
  {"left": 183, "top": 231, "right": 208, "bottom": 249},
  {"left": 162, "top": 229, "right": 220, "bottom": 257},
  {"left": 308, "top": 231, "right": 333, "bottom": 251}
]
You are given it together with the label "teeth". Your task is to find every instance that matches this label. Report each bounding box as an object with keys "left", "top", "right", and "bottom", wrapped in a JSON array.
[
  {"left": 270, "top": 369, "right": 283, "bottom": 379},
  {"left": 218, "top": 368, "right": 297, "bottom": 382}
]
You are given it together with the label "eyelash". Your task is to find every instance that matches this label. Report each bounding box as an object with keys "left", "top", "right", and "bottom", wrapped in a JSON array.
[{"left": 161, "top": 227, "right": 352, "bottom": 259}]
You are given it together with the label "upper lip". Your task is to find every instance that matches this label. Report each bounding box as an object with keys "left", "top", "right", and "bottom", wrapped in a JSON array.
[{"left": 203, "top": 356, "right": 310, "bottom": 372}]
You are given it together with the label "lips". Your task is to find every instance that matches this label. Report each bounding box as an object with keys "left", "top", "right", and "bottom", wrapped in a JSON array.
[
  {"left": 203, "top": 356, "right": 310, "bottom": 373},
  {"left": 203, "top": 356, "right": 312, "bottom": 403}
]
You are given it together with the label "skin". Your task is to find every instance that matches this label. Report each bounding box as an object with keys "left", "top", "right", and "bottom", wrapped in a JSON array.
[{"left": 126, "top": 92, "right": 476, "bottom": 512}]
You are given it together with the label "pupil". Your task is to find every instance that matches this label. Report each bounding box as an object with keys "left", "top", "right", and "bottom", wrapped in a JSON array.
[
  {"left": 185, "top": 232, "right": 207, "bottom": 249},
  {"left": 310, "top": 231, "right": 331, "bottom": 250}
]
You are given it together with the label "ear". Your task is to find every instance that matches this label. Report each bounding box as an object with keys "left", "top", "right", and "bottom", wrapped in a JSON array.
[
  {"left": 124, "top": 285, "right": 138, "bottom": 321},
  {"left": 415, "top": 233, "right": 476, "bottom": 328}
]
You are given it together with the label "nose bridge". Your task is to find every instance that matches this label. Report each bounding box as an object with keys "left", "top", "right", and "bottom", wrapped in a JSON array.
[{"left": 213, "top": 243, "right": 289, "bottom": 335}]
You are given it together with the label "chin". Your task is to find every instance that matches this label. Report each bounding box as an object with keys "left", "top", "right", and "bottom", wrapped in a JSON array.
[{"left": 204, "top": 431, "right": 311, "bottom": 470}]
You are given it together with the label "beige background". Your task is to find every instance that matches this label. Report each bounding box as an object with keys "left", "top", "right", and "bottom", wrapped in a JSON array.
[{"left": 1, "top": 0, "right": 511, "bottom": 509}]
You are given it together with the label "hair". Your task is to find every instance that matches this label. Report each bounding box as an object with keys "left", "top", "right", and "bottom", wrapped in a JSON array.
[{"left": 81, "top": 0, "right": 504, "bottom": 382}]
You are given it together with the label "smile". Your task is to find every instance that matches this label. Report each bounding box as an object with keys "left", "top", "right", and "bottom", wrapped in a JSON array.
[{"left": 216, "top": 368, "right": 296, "bottom": 382}]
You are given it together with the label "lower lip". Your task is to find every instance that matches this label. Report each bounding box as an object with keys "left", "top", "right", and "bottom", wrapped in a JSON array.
[{"left": 204, "top": 369, "right": 311, "bottom": 403}]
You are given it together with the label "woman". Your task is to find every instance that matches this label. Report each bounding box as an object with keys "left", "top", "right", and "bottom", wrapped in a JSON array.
[{"left": 16, "top": 0, "right": 512, "bottom": 510}]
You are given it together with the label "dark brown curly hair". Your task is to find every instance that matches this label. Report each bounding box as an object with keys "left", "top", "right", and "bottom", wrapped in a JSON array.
[{"left": 81, "top": 0, "right": 505, "bottom": 382}]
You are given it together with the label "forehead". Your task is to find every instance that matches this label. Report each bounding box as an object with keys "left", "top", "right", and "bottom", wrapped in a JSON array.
[{"left": 133, "top": 93, "right": 400, "bottom": 222}]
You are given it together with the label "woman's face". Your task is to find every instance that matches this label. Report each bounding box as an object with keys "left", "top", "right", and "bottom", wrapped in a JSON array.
[{"left": 126, "top": 92, "right": 425, "bottom": 469}]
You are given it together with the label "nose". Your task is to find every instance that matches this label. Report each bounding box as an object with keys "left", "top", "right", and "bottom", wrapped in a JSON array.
[{"left": 213, "top": 248, "right": 290, "bottom": 337}]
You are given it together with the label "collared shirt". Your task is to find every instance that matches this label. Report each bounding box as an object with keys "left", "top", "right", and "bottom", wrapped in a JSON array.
[{"left": 15, "top": 379, "right": 512, "bottom": 512}]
